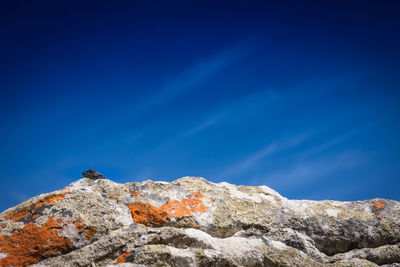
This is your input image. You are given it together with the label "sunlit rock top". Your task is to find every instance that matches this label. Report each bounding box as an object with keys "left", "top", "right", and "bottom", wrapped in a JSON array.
[{"left": 1, "top": 172, "right": 399, "bottom": 266}]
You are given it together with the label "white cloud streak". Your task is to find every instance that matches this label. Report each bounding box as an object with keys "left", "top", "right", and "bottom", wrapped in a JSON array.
[
  {"left": 10, "top": 191, "right": 29, "bottom": 203},
  {"left": 84, "top": 36, "right": 260, "bottom": 152},
  {"left": 261, "top": 150, "right": 366, "bottom": 188},
  {"left": 147, "top": 89, "right": 279, "bottom": 152},
  {"left": 218, "top": 133, "right": 313, "bottom": 178},
  {"left": 298, "top": 125, "right": 374, "bottom": 159},
  {"left": 132, "top": 37, "right": 259, "bottom": 114}
]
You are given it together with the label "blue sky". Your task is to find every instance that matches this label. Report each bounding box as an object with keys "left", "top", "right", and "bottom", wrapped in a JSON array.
[{"left": 1, "top": 1, "right": 400, "bottom": 211}]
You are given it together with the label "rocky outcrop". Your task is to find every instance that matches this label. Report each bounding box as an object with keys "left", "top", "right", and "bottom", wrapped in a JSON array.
[{"left": 0, "top": 174, "right": 399, "bottom": 266}]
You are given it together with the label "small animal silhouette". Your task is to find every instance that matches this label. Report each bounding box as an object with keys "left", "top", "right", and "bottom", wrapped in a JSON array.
[{"left": 82, "top": 169, "right": 105, "bottom": 180}]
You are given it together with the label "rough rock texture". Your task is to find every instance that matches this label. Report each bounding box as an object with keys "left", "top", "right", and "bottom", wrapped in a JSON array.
[{"left": 1, "top": 176, "right": 399, "bottom": 267}]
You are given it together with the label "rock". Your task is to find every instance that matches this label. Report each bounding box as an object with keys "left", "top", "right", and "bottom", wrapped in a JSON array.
[
  {"left": 82, "top": 169, "right": 106, "bottom": 180},
  {"left": 0, "top": 176, "right": 399, "bottom": 266}
]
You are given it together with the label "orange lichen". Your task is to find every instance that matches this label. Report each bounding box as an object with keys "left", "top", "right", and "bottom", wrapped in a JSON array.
[
  {"left": 35, "top": 190, "right": 69, "bottom": 208},
  {"left": 132, "top": 191, "right": 140, "bottom": 197},
  {"left": 74, "top": 219, "right": 96, "bottom": 240},
  {"left": 4, "top": 190, "right": 69, "bottom": 222},
  {"left": 129, "top": 191, "right": 208, "bottom": 227},
  {"left": 371, "top": 199, "right": 385, "bottom": 209},
  {"left": 371, "top": 199, "right": 385, "bottom": 216},
  {"left": 84, "top": 227, "right": 96, "bottom": 240},
  {"left": 0, "top": 223, "right": 5, "bottom": 228},
  {"left": 194, "top": 223, "right": 199, "bottom": 228},
  {"left": 64, "top": 217, "right": 96, "bottom": 240},
  {"left": 0, "top": 216, "right": 73, "bottom": 267},
  {"left": 4, "top": 204, "right": 36, "bottom": 222},
  {"left": 129, "top": 202, "right": 169, "bottom": 227},
  {"left": 115, "top": 250, "right": 131, "bottom": 263},
  {"left": 163, "top": 192, "right": 208, "bottom": 217}
]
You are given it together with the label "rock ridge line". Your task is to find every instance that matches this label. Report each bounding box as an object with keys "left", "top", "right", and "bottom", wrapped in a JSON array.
[{"left": 0, "top": 176, "right": 399, "bottom": 266}]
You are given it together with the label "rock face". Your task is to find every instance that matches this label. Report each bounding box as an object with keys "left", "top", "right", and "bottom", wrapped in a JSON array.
[{"left": 0, "top": 176, "right": 399, "bottom": 267}]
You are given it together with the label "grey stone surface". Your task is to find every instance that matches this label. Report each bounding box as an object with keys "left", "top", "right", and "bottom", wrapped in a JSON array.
[{"left": 1, "top": 176, "right": 399, "bottom": 266}]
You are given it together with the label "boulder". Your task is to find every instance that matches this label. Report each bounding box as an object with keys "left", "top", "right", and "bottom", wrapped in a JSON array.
[{"left": 0, "top": 176, "right": 399, "bottom": 266}]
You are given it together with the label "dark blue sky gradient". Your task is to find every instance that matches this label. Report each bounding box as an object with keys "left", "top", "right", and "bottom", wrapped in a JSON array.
[{"left": 1, "top": 1, "right": 400, "bottom": 211}]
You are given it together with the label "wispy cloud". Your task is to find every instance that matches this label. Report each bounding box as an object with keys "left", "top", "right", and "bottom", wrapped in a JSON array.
[
  {"left": 156, "top": 110, "right": 230, "bottom": 150},
  {"left": 86, "top": 36, "right": 261, "bottom": 152},
  {"left": 260, "top": 150, "right": 367, "bottom": 189},
  {"left": 244, "top": 125, "right": 373, "bottom": 190},
  {"left": 132, "top": 37, "right": 259, "bottom": 114},
  {"left": 298, "top": 125, "right": 374, "bottom": 159},
  {"left": 304, "top": 174, "right": 372, "bottom": 200},
  {"left": 218, "top": 133, "right": 313, "bottom": 178},
  {"left": 138, "top": 78, "right": 347, "bottom": 176},
  {"left": 146, "top": 88, "right": 280, "bottom": 152},
  {"left": 10, "top": 191, "right": 29, "bottom": 203}
]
